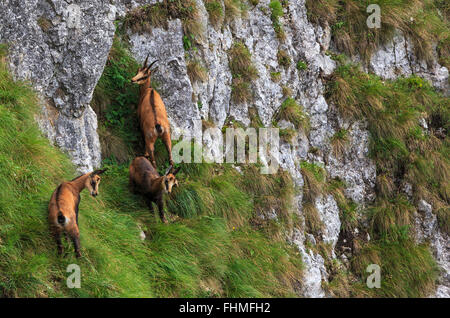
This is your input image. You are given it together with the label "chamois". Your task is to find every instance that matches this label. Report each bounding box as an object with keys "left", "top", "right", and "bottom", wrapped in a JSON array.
[
  {"left": 131, "top": 55, "right": 173, "bottom": 169},
  {"left": 129, "top": 156, "right": 180, "bottom": 223},
  {"left": 48, "top": 169, "right": 107, "bottom": 258}
]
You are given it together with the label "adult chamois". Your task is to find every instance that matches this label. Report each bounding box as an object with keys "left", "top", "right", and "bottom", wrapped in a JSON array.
[
  {"left": 131, "top": 55, "right": 173, "bottom": 169},
  {"left": 48, "top": 169, "right": 107, "bottom": 258},
  {"left": 129, "top": 156, "right": 180, "bottom": 223}
]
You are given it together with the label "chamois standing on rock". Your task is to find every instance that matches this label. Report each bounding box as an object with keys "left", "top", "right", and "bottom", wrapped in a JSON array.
[
  {"left": 48, "top": 169, "right": 107, "bottom": 258},
  {"left": 131, "top": 55, "right": 173, "bottom": 169},
  {"left": 129, "top": 156, "right": 180, "bottom": 223}
]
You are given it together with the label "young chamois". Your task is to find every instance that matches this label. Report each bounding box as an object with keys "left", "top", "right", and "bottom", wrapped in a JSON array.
[
  {"left": 48, "top": 169, "right": 107, "bottom": 258},
  {"left": 129, "top": 156, "right": 180, "bottom": 223},
  {"left": 131, "top": 55, "right": 173, "bottom": 169}
]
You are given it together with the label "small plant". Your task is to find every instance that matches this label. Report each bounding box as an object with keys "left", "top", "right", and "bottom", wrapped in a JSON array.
[
  {"left": 224, "top": 0, "right": 248, "bottom": 21},
  {"left": 300, "top": 161, "right": 326, "bottom": 203},
  {"left": 269, "top": 0, "right": 285, "bottom": 41},
  {"left": 249, "top": 107, "right": 264, "bottom": 128},
  {"left": 296, "top": 60, "right": 307, "bottom": 71},
  {"left": 330, "top": 128, "right": 349, "bottom": 158},
  {"left": 204, "top": 0, "right": 224, "bottom": 28},
  {"left": 270, "top": 71, "right": 281, "bottom": 82},
  {"left": 279, "top": 128, "right": 297, "bottom": 144},
  {"left": 327, "top": 178, "right": 358, "bottom": 235},
  {"left": 274, "top": 98, "right": 309, "bottom": 131},
  {"left": 187, "top": 59, "right": 208, "bottom": 83},
  {"left": 303, "top": 202, "right": 324, "bottom": 236},
  {"left": 281, "top": 85, "right": 292, "bottom": 97},
  {"left": 37, "top": 17, "right": 52, "bottom": 32},
  {"left": 277, "top": 50, "right": 291, "bottom": 68}
]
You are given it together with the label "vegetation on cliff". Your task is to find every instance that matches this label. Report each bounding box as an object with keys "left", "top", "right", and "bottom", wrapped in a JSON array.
[{"left": 0, "top": 39, "right": 304, "bottom": 297}]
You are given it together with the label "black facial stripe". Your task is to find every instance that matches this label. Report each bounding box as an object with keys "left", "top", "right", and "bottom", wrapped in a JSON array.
[{"left": 136, "top": 74, "right": 150, "bottom": 82}]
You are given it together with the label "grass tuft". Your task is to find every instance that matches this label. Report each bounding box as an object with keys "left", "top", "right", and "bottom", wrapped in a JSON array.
[
  {"left": 274, "top": 98, "right": 309, "bottom": 131},
  {"left": 229, "top": 42, "right": 259, "bottom": 104},
  {"left": 269, "top": 0, "right": 286, "bottom": 41}
]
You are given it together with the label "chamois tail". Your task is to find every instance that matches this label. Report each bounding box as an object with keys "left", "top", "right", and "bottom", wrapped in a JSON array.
[
  {"left": 55, "top": 185, "right": 68, "bottom": 226},
  {"left": 155, "top": 124, "right": 163, "bottom": 134},
  {"left": 57, "top": 212, "right": 67, "bottom": 226}
]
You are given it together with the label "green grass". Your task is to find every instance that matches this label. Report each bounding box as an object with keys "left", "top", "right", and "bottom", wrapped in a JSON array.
[
  {"left": 273, "top": 98, "right": 309, "bottom": 131},
  {"left": 330, "top": 128, "right": 350, "bottom": 158},
  {"left": 324, "top": 58, "right": 447, "bottom": 297},
  {"left": 306, "top": 0, "right": 450, "bottom": 64},
  {"left": 296, "top": 60, "right": 308, "bottom": 72},
  {"left": 269, "top": 0, "right": 286, "bottom": 41},
  {"left": 0, "top": 46, "right": 303, "bottom": 298},
  {"left": 228, "top": 41, "right": 259, "bottom": 104},
  {"left": 204, "top": 0, "right": 224, "bottom": 28},
  {"left": 122, "top": 0, "right": 203, "bottom": 47},
  {"left": 351, "top": 238, "right": 438, "bottom": 298},
  {"left": 92, "top": 35, "right": 141, "bottom": 164},
  {"left": 277, "top": 49, "right": 291, "bottom": 68},
  {"left": 224, "top": 0, "right": 248, "bottom": 22}
]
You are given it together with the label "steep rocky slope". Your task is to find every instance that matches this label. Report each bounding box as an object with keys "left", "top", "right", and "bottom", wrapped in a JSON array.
[{"left": 1, "top": 0, "right": 448, "bottom": 297}]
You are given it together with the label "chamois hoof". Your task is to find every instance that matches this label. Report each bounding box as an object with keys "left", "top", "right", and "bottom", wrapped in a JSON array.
[{"left": 75, "top": 252, "right": 81, "bottom": 258}]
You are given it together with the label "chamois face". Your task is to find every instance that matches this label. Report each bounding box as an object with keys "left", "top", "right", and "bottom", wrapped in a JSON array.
[
  {"left": 86, "top": 175, "right": 101, "bottom": 197},
  {"left": 85, "top": 169, "right": 107, "bottom": 197},
  {"left": 131, "top": 58, "right": 158, "bottom": 85},
  {"left": 163, "top": 174, "right": 179, "bottom": 194},
  {"left": 131, "top": 67, "right": 151, "bottom": 85}
]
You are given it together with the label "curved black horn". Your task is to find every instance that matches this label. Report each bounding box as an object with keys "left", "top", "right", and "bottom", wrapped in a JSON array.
[
  {"left": 165, "top": 165, "right": 173, "bottom": 176},
  {"left": 146, "top": 60, "right": 158, "bottom": 71},
  {"left": 143, "top": 53, "right": 150, "bottom": 67}
]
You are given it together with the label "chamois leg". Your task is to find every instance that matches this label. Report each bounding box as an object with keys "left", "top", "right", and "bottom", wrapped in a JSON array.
[
  {"left": 144, "top": 197, "right": 155, "bottom": 213},
  {"left": 144, "top": 142, "right": 157, "bottom": 169},
  {"left": 52, "top": 227, "right": 63, "bottom": 256},
  {"left": 129, "top": 176, "right": 137, "bottom": 194},
  {"left": 162, "top": 132, "right": 174, "bottom": 166},
  {"left": 157, "top": 197, "right": 168, "bottom": 224},
  {"left": 68, "top": 227, "right": 81, "bottom": 258}
]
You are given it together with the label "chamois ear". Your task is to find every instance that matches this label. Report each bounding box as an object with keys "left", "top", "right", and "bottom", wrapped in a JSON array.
[
  {"left": 164, "top": 165, "right": 173, "bottom": 176},
  {"left": 92, "top": 168, "right": 108, "bottom": 176},
  {"left": 173, "top": 167, "right": 181, "bottom": 176}
]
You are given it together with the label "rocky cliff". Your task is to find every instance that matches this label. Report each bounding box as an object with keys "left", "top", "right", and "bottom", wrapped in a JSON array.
[{"left": 1, "top": 0, "right": 448, "bottom": 297}]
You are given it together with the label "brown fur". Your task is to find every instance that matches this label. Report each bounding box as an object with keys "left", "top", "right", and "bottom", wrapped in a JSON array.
[
  {"left": 48, "top": 169, "right": 107, "bottom": 258},
  {"left": 132, "top": 59, "right": 173, "bottom": 168},
  {"left": 129, "top": 157, "right": 180, "bottom": 223}
]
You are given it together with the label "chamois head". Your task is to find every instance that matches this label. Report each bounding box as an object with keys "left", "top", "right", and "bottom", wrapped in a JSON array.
[
  {"left": 162, "top": 165, "right": 180, "bottom": 194},
  {"left": 86, "top": 169, "right": 108, "bottom": 197},
  {"left": 131, "top": 53, "right": 158, "bottom": 85}
]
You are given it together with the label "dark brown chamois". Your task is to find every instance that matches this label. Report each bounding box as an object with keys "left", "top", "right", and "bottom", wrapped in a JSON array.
[
  {"left": 131, "top": 55, "right": 173, "bottom": 169},
  {"left": 48, "top": 169, "right": 107, "bottom": 258},
  {"left": 129, "top": 156, "right": 180, "bottom": 223}
]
